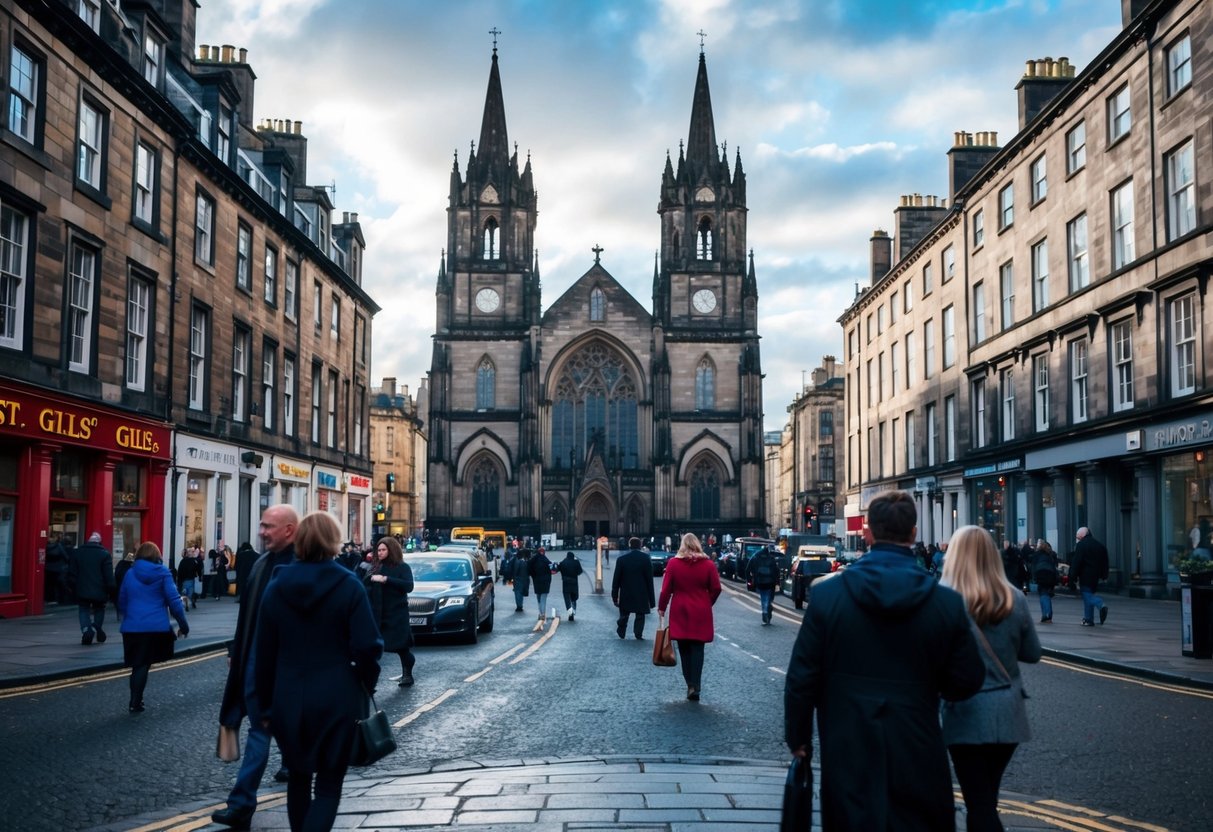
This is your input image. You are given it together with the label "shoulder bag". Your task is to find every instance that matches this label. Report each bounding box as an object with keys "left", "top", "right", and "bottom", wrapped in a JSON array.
[
  {"left": 652, "top": 616, "right": 677, "bottom": 667},
  {"left": 972, "top": 622, "right": 1014, "bottom": 690},
  {"left": 350, "top": 692, "right": 397, "bottom": 767}
]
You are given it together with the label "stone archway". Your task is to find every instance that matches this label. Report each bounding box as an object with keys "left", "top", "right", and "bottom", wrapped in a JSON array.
[{"left": 578, "top": 491, "right": 615, "bottom": 540}]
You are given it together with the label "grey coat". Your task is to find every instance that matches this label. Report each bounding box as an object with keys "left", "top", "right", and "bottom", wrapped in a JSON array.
[{"left": 941, "top": 591, "right": 1042, "bottom": 745}]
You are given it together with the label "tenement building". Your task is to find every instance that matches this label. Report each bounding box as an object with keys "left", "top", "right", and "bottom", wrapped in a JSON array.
[
  {"left": 426, "top": 46, "right": 766, "bottom": 542},
  {"left": 369, "top": 378, "right": 427, "bottom": 542},
  {"left": 840, "top": 0, "right": 1210, "bottom": 596},
  {"left": 778, "top": 357, "right": 845, "bottom": 539},
  {"left": 0, "top": 0, "right": 377, "bottom": 617}
]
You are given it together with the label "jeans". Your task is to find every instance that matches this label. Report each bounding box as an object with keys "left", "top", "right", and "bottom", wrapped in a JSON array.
[
  {"left": 1081, "top": 587, "right": 1104, "bottom": 623},
  {"left": 1037, "top": 584, "right": 1054, "bottom": 620},
  {"left": 228, "top": 655, "right": 273, "bottom": 812},
  {"left": 78, "top": 601, "right": 106, "bottom": 634},
  {"left": 181, "top": 578, "right": 197, "bottom": 601},
  {"left": 757, "top": 587, "right": 775, "bottom": 620},
  {"left": 535, "top": 592, "right": 549, "bottom": 617},
  {"left": 513, "top": 585, "right": 526, "bottom": 610}
]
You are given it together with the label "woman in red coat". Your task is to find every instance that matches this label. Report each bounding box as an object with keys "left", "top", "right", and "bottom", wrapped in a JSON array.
[{"left": 658, "top": 532, "right": 722, "bottom": 701}]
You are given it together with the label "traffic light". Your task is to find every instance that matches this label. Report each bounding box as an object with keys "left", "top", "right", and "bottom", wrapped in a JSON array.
[
  {"left": 375, "top": 502, "right": 385, "bottom": 522},
  {"left": 803, "top": 505, "right": 816, "bottom": 532},
  {"left": 386, "top": 472, "right": 395, "bottom": 493}
]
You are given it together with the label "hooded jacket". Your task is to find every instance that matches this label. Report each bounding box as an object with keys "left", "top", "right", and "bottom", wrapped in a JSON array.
[
  {"left": 118, "top": 559, "right": 188, "bottom": 634},
  {"left": 784, "top": 543, "right": 984, "bottom": 831},
  {"left": 254, "top": 559, "right": 383, "bottom": 773}
]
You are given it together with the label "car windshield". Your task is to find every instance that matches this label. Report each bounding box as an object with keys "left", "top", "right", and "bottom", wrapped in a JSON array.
[{"left": 409, "top": 558, "right": 472, "bottom": 582}]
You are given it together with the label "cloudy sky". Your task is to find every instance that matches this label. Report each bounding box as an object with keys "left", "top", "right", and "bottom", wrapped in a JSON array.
[{"left": 197, "top": 0, "right": 1123, "bottom": 431}]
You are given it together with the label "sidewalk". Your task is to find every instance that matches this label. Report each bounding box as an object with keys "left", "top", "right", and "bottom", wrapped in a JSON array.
[{"left": 4, "top": 580, "right": 1209, "bottom": 831}]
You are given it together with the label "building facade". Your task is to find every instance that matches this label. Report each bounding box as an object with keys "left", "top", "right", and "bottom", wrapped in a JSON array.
[
  {"left": 0, "top": 0, "right": 376, "bottom": 617},
  {"left": 427, "top": 47, "right": 766, "bottom": 543},
  {"left": 780, "top": 357, "right": 845, "bottom": 540},
  {"left": 369, "top": 377, "right": 427, "bottom": 541},
  {"left": 840, "top": 0, "right": 1211, "bottom": 596}
]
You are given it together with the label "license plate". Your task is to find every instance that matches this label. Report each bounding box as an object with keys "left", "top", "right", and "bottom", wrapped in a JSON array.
[{"left": 409, "top": 617, "right": 427, "bottom": 626}]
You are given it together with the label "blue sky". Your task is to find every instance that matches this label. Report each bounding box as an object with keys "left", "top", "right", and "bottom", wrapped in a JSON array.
[{"left": 197, "top": 0, "right": 1122, "bottom": 431}]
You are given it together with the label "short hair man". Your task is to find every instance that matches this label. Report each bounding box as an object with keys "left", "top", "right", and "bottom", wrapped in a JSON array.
[
  {"left": 68, "top": 531, "right": 114, "bottom": 645},
  {"left": 1071, "top": 526, "right": 1110, "bottom": 626},
  {"left": 784, "top": 490, "right": 984, "bottom": 830},
  {"left": 213, "top": 505, "right": 299, "bottom": 829},
  {"left": 612, "top": 537, "right": 656, "bottom": 639}
]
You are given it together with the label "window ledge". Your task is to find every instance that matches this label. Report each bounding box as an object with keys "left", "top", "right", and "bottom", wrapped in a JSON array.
[
  {"left": 1, "top": 130, "right": 52, "bottom": 170},
  {"left": 74, "top": 181, "right": 112, "bottom": 210}
]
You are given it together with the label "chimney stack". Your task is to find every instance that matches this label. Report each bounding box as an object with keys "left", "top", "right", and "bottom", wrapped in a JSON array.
[
  {"left": 1016, "top": 56, "right": 1075, "bottom": 130},
  {"left": 894, "top": 197, "right": 949, "bottom": 260},
  {"left": 384, "top": 377, "right": 397, "bottom": 398},
  {"left": 948, "top": 131, "right": 1001, "bottom": 203},
  {"left": 870, "top": 229, "right": 892, "bottom": 285}
]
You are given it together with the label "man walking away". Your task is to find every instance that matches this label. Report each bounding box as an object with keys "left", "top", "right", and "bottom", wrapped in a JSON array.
[
  {"left": 746, "top": 545, "right": 781, "bottom": 624},
  {"left": 1031, "top": 540, "right": 1059, "bottom": 623},
  {"left": 785, "top": 490, "right": 984, "bottom": 831},
  {"left": 68, "top": 532, "right": 115, "bottom": 645},
  {"left": 1071, "top": 527, "right": 1110, "bottom": 626},
  {"left": 557, "top": 551, "right": 584, "bottom": 620},
  {"left": 177, "top": 549, "right": 200, "bottom": 609},
  {"left": 212, "top": 505, "right": 299, "bottom": 830},
  {"left": 44, "top": 532, "right": 69, "bottom": 604},
  {"left": 611, "top": 537, "right": 656, "bottom": 639}
]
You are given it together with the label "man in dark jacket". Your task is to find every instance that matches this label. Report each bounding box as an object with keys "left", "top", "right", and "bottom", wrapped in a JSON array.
[
  {"left": 784, "top": 491, "right": 984, "bottom": 831},
  {"left": 746, "top": 546, "right": 780, "bottom": 624},
  {"left": 212, "top": 505, "right": 299, "bottom": 830},
  {"left": 67, "top": 531, "right": 115, "bottom": 645},
  {"left": 44, "top": 532, "right": 69, "bottom": 604},
  {"left": 528, "top": 547, "right": 554, "bottom": 630},
  {"left": 1071, "top": 526, "right": 1110, "bottom": 626},
  {"left": 611, "top": 537, "right": 656, "bottom": 639},
  {"left": 557, "top": 551, "right": 584, "bottom": 621}
]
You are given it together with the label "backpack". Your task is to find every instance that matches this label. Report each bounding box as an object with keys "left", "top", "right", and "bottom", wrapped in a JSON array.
[{"left": 752, "top": 554, "right": 778, "bottom": 585}]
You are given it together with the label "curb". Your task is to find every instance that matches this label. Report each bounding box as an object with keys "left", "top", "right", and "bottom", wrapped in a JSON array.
[
  {"left": 1040, "top": 646, "right": 1213, "bottom": 692},
  {"left": 0, "top": 639, "right": 229, "bottom": 691}
]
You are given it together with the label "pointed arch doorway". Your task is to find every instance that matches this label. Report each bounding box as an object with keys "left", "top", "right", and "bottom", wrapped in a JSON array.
[{"left": 578, "top": 491, "right": 615, "bottom": 539}]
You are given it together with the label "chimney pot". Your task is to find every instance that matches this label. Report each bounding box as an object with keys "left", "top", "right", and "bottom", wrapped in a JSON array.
[
  {"left": 221, "top": 44, "right": 235, "bottom": 63},
  {"left": 990, "top": 131, "right": 998, "bottom": 146},
  {"left": 238, "top": 47, "right": 248, "bottom": 63},
  {"left": 210, "top": 46, "right": 220, "bottom": 61},
  {"left": 294, "top": 120, "right": 303, "bottom": 135},
  {"left": 199, "top": 44, "right": 210, "bottom": 60},
  {"left": 351, "top": 212, "right": 358, "bottom": 223},
  {"left": 1024, "top": 60, "right": 1035, "bottom": 77}
]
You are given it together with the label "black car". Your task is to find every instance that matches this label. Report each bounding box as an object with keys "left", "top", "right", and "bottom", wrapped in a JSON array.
[
  {"left": 404, "top": 553, "right": 495, "bottom": 644},
  {"left": 650, "top": 549, "right": 672, "bottom": 575}
]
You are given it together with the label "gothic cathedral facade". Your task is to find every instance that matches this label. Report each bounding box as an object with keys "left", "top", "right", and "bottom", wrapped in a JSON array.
[{"left": 426, "top": 47, "right": 765, "bottom": 543}]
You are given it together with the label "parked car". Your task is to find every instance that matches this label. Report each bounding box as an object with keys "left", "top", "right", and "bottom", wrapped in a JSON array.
[
  {"left": 783, "top": 549, "right": 836, "bottom": 608},
  {"left": 650, "top": 549, "right": 672, "bottom": 576},
  {"left": 716, "top": 550, "right": 738, "bottom": 581},
  {"left": 404, "top": 552, "right": 495, "bottom": 644},
  {"left": 733, "top": 536, "right": 778, "bottom": 582}
]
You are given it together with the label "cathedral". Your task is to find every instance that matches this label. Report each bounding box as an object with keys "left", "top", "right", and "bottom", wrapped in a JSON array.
[{"left": 425, "top": 45, "right": 766, "bottom": 543}]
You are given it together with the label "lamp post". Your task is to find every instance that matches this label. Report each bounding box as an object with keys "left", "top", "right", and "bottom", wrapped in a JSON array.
[{"left": 568, "top": 445, "right": 577, "bottom": 548}]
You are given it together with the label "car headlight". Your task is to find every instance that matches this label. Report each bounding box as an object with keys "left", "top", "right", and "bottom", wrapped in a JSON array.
[{"left": 438, "top": 596, "right": 467, "bottom": 609}]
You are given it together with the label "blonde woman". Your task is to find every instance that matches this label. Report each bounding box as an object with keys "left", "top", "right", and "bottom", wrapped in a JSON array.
[
  {"left": 941, "top": 525, "right": 1042, "bottom": 832},
  {"left": 657, "top": 533, "right": 721, "bottom": 701}
]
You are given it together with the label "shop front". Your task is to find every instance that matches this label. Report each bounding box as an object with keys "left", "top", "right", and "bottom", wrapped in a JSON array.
[
  {"left": 315, "top": 466, "right": 343, "bottom": 532},
  {"left": 270, "top": 456, "right": 311, "bottom": 516},
  {"left": 1147, "top": 415, "right": 1213, "bottom": 589},
  {"left": 0, "top": 382, "right": 170, "bottom": 617},
  {"left": 964, "top": 459, "right": 1023, "bottom": 547},
  {"left": 172, "top": 436, "right": 243, "bottom": 563},
  {"left": 346, "top": 472, "right": 371, "bottom": 545}
]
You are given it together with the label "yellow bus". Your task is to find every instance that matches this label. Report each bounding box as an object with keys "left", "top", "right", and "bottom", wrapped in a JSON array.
[{"left": 450, "top": 526, "right": 484, "bottom": 545}]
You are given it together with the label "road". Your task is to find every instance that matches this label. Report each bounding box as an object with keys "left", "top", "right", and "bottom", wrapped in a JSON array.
[{"left": 1, "top": 564, "right": 1210, "bottom": 830}]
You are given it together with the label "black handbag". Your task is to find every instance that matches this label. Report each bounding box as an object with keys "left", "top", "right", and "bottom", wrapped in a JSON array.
[
  {"left": 780, "top": 755, "right": 813, "bottom": 832},
  {"left": 349, "top": 693, "right": 396, "bottom": 767}
]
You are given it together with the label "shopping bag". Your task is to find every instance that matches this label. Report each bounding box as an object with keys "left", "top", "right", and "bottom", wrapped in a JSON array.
[
  {"left": 652, "top": 623, "right": 676, "bottom": 667},
  {"left": 216, "top": 723, "right": 241, "bottom": 763}
]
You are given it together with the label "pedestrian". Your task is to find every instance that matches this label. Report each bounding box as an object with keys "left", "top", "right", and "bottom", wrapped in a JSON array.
[
  {"left": 235, "top": 541, "right": 256, "bottom": 599},
  {"left": 745, "top": 544, "right": 780, "bottom": 624},
  {"left": 177, "top": 547, "right": 200, "bottom": 608},
  {"left": 1030, "top": 540, "right": 1059, "bottom": 623},
  {"left": 118, "top": 541, "right": 190, "bottom": 713},
  {"left": 67, "top": 531, "right": 115, "bottom": 645},
  {"left": 557, "top": 551, "right": 584, "bottom": 620},
  {"left": 499, "top": 548, "right": 516, "bottom": 585},
  {"left": 657, "top": 532, "right": 722, "bottom": 701},
  {"left": 212, "top": 547, "right": 231, "bottom": 599},
  {"left": 528, "top": 545, "right": 554, "bottom": 630},
  {"left": 510, "top": 549, "right": 531, "bottom": 611},
  {"left": 364, "top": 536, "right": 416, "bottom": 687},
  {"left": 212, "top": 505, "right": 300, "bottom": 830},
  {"left": 612, "top": 536, "right": 656, "bottom": 640},
  {"left": 255, "top": 511, "right": 383, "bottom": 832},
  {"left": 113, "top": 551, "right": 136, "bottom": 618},
  {"left": 1002, "top": 540, "right": 1027, "bottom": 591},
  {"left": 784, "top": 490, "right": 984, "bottom": 831},
  {"left": 941, "top": 525, "right": 1042, "bottom": 832},
  {"left": 1071, "top": 527, "right": 1110, "bottom": 626},
  {"left": 44, "top": 532, "right": 69, "bottom": 604}
]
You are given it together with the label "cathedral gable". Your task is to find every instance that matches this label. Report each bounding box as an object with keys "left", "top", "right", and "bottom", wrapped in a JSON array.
[{"left": 541, "top": 263, "right": 652, "bottom": 328}]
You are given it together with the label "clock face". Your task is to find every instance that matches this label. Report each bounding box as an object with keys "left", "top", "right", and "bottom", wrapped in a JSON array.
[
  {"left": 692, "top": 288, "right": 717, "bottom": 314},
  {"left": 475, "top": 287, "right": 501, "bottom": 313}
]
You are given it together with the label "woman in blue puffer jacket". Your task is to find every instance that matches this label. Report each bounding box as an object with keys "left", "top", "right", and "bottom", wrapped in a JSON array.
[{"left": 118, "top": 541, "right": 189, "bottom": 713}]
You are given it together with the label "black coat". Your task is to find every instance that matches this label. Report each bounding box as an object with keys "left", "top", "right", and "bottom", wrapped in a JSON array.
[
  {"left": 365, "top": 561, "right": 414, "bottom": 652},
  {"left": 255, "top": 559, "right": 382, "bottom": 774},
  {"left": 68, "top": 542, "right": 115, "bottom": 603},
  {"left": 528, "top": 552, "right": 554, "bottom": 593},
  {"left": 557, "top": 554, "right": 583, "bottom": 591},
  {"left": 1071, "top": 534, "right": 1109, "bottom": 590},
  {"left": 784, "top": 544, "right": 984, "bottom": 831},
  {"left": 611, "top": 549, "right": 655, "bottom": 614},
  {"left": 177, "top": 554, "right": 200, "bottom": 582}
]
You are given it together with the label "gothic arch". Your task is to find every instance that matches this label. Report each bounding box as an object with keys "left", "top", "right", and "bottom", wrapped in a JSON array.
[
  {"left": 576, "top": 483, "right": 616, "bottom": 525},
  {"left": 624, "top": 496, "right": 647, "bottom": 537},
  {"left": 676, "top": 431, "right": 734, "bottom": 484},
  {"left": 685, "top": 453, "right": 724, "bottom": 521},
  {"left": 482, "top": 216, "right": 500, "bottom": 260},
  {"left": 695, "top": 354, "right": 716, "bottom": 410},
  {"left": 467, "top": 453, "right": 503, "bottom": 518},
  {"left": 454, "top": 428, "right": 512, "bottom": 484},
  {"left": 696, "top": 215, "right": 714, "bottom": 260},
  {"left": 476, "top": 354, "right": 496, "bottom": 410},
  {"left": 589, "top": 286, "right": 606, "bottom": 322}
]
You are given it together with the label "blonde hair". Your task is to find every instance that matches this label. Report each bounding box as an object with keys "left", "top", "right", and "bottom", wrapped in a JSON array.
[
  {"left": 941, "top": 525, "right": 1016, "bottom": 626},
  {"left": 295, "top": 511, "right": 342, "bottom": 563},
  {"left": 677, "top": 533, "right": 705, "bottom": 559}
]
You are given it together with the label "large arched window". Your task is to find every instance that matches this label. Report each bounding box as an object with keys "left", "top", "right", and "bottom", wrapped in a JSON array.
[
  {"left": 476, "top": 357, "right": 495, "bottom": 410},
  {"left": 550, "top": 342, "right": 639, "bottom": 469},
  {"left": 482, "top": 218, "right": 499, "bottom": 260},
  {"left": 695, "top": 356, "right": 715, "bottom": 410},
  {"left": 689, "top": 457, "right": 721, "bottom": 519},
  {"left": 696, "top": 216, "right": 713, "bottom": 260},
  {"left": 589, "top": 287, "right": 605, "bottom": 322},
  {"left": 470, "top": 456, "right": 500, "bottom": 517}
]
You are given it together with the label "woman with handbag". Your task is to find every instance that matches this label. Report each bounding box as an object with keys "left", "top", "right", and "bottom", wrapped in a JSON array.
[
  {"left": 940, "top": 525, "right": 1042, "bottom": 832},
  {"left": 364, "top": 536, "right": 416, "bottom": 686},
  {"left": 657, "top": 532, "right": 722, "bottom": 701},
  {"left": 254, "top": 511, "right": 383, "bottom": 832},
  {"left": 118, "top": 542, "right": 189, "bottom": 713}
]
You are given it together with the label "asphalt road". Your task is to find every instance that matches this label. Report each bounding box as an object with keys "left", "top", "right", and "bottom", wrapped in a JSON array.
[{"left": 2, "top": 570, "right": 1210, "bottom": 831}]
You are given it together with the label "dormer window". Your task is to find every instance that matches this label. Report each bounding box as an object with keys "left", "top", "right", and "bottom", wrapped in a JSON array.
[
  {"left": 482, "top": 218, "right": 499, "bottom": 260},
  {"left": 589, "top": 287, "right": 605, "bottom": 322},
  {"left": 696, "top": 216, "right": 713, "bottom": 260},
  {"left": 142, "top": 29, "right": 164, "bottom": 87},
  {"left": 216, "top": 105, "right": 232, "bottom": 165},
  {"left": 78, "top": 0, "right": 100, "bottom": 32}
]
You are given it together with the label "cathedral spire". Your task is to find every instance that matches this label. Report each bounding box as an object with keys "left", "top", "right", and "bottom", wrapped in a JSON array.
[
  {"left": 685, "top": 51, "right": 718, "bottom": 170},
  {"left": 476, "top": 47, "right": 510, "bottom": 177}
]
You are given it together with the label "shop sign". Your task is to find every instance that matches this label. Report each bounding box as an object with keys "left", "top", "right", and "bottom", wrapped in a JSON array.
[
  {"left": 1146, "top": 416, "right": 1213, "bottom": 452},
  {"left": 915, "top": 476, "right": 937, "bottom": 491},
  {"left": 275, "top": 460, "right": 310, "bottom": 481},
  {"left": 0, "top": 386, "right": 170, "bottom": 458},
  {"left": 182, "top": 443, "right": 239, "bottom": 468},
  {"left": 348, "top": 474, "right": 371, "bottom": 490},
  {"left": 316, "top": 471, "right": 339, "bottom": 489},
  {"left": 964, "top": 458, "right": 1023, "bottom": 478}
]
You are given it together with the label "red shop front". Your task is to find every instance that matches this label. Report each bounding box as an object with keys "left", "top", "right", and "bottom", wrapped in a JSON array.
[{"left": 0, "top": 382, "right": 171, "bottom": 618}]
